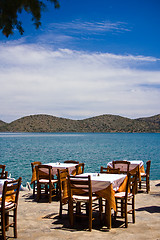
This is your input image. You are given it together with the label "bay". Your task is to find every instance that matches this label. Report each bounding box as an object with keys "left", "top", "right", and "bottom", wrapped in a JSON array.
[{"left": 0, "top": 132, "right": 160, "bottom": 185}]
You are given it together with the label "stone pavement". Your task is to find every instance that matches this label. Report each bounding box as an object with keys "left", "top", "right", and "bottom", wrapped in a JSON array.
[{"left": 2, "top": 180, "right": 160, "bottom": 240}]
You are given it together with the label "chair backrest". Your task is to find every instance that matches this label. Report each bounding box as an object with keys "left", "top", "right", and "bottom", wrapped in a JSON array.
[
  {"left": 36, "top": 165, "right": 52, "bottom": 182},
  {"left": 0, "top": 171, "right": 8, "bottom": 179},
  {"left": 100, "top": 166, "right": 108, "bottom": 173},
  {"left": 57, "top": 168, "right": 69, "bottom": 202},
  {"left": 2, "top": 177, "right": 22, "bottom": 208},
  {"left": 124, "top": 174, "right": 131, "bottom": 198},
  {"left": 75, "top": 163, "right": 85, "bottom": 175},
  {"left": 3, "top": 171, "right": 8, "bottom": 179},
  {"left": 146, "top": 160, "right": 151, "bottom": 176},
  {"left": 68, "top": 175, "right": 92, "bottom": 199},
  {"left": 31, "top": 161, "right": 42, "bottom": 173},
  {"left": 100, "top": 166, "right": 120, "bottom": 174},
  {"left": 123, "top": 172, "right": 138, "bottom": 199},
  {"left": 113, "top": 160, "right": 130, "bottom": 174},
  {"left": 0, "top": 164, "right": 6, "bottom": 179},
  {"left": 129, "top": 172, "right": 138, "bottom": 195},
  {"left": 64, "top": 160, "right": 79, "bottom": 164}
]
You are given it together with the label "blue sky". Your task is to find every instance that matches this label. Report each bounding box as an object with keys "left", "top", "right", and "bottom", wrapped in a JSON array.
[{"left": 0, "top": 0, "right": 160, "bottom": 122}]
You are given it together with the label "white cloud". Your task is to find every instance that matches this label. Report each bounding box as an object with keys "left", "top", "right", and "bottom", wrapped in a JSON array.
[
  {"left": 0, "top": 43, "right": 160, "bottom": 122},
  {"left": 50, "top": 20, "right": 130, "bottom": 34}
]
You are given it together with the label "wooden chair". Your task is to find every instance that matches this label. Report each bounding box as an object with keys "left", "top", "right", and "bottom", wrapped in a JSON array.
[
  {"left": 75, "top": 163, "right": 85, "bottom": 175},
  {"left": 36, "top": 165, "right": 58, "bottom": 203},
  {"left": 64, "top": 160, "right": 79, "bottom": 164},
  {"left": 57, "top": 168, "right": 69, "bottom": 218},
  {"left": 139, "top": 160, "right": 151, "bottom": 193},
  {"left": 68, "top": 175, "right": 102, "bottom": 231},
  {"left": 113, "top": 160, "right": 130, "bottom": 174},
  {"left": 4, "top": 172, "right": 8, "bottom": 179},
  {"left": 99, "top": 166, "right": 120, "bottom": 220},
  {"left": 0, "top": 172, "right": 8, "bottom": 179},
  {"left": 114, "top": 172, "right": 138, "bottom": 228},
  {"left": 0, "top": 165, "right": 6, "bottom": 179},
  {"left": 0, "top": 177, "right": 22, "bottom": 240},
  {"left": 100, "top": 166, "right": 120, "bottom": 174},
  {"left": 31, "top": 161, "right": 41, "bottom": 197}
]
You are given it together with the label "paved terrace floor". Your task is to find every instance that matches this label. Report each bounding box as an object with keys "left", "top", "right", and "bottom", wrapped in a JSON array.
[{"left": 2, "top": 180, "right": 160, "bottom": 240}]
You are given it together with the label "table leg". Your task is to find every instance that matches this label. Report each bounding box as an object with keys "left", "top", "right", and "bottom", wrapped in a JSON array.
[{"left": 105, "top": 200, "right": 111, "bottom": 229}]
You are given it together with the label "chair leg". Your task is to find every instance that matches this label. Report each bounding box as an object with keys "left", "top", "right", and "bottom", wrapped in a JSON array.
[
  {"left": 146, "top": 176, "right": 150, "bottom": 193},
  {"left": 76, "top": 202, "right": 81, "bottom": 215},
  {"left": 86, "top": 202, "right": 89, "bottom": 216},
  {"left": 1, "top": 211, "right": 6, "bottom": 240},
  {"left": 135, "top": 179, "right": 138, "bottom": 194},
  {"left": 114, "top": 199, "right": 118, "bottom": 219},
  {"left": 5, "top": 212, "right": 9, "bottom": 231},
  {"left": 121, "top": 199, "right": 124, "bottom": 217},
  {"left": 36, "top": 184, "right": 40, "bottom": 201},
  {"left": 45, "top": 185, "right": 48, "bottom": 195},
  {"left": 89, "top": 202, "right": 92, "bottom": 231},
  {"left": 59, "top": 201, "right": 62, "bottom": 218},
  {"left": 33, "top": 182, "right": 35, "bottom": 197},
  {"left": 125, "top": 200, "right": 128, "bottom": 228},
  {"left": 69, "top": 201, "right": 74, "bottom": 227},
  {"left": 99, "top": 198, "right": 103, "bottom": 225},
  {"left": 14, "top": 208, "right": 18, "bottom": 238},
  {"left": 49, "top": 184, "right": 52, "bottom": 203},
  {"left": 132, "top": 196, "right": 135, "bottom": 223}
]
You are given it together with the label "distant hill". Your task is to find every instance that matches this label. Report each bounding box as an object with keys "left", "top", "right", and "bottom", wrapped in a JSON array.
[
  {"left": 137, "top": 114, "right": 160, "bottom": 125},
  {"left": 0, "top": 114, "right": 160, "bottom": 133},
  {"left": 0, "top": 120, "right": 7, "bottom": 128}
]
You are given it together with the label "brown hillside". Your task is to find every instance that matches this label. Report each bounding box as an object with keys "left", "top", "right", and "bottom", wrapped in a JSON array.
[
  {"left": 0, "top": 114, "right": 80, "bottom": 132},
  {"left": 137, "top": 114, "right": 160, "bottom": 124},
  {"left": 81, "top": 114, "right": 160, "bottom": 132},
  {"left": 0, "top": 120, "right": 7, "bottom": 128},
  {"left": 0, "top": 114, "right": 160, "bottom": 132}
]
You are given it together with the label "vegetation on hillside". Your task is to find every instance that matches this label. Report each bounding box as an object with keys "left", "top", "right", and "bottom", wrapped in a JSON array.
[
  {"left": 0, "top": 114, "right": 160, "bottom": 133},
  {"left": 0, "top": 120, "right": 6, "bottom": 128}
]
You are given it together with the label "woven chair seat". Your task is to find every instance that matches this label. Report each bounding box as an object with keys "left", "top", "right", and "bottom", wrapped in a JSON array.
[
  {"left": 39, "top": 179, "right": 58, "bottom": 184},
  {"left": 0, "top": 201, "right": 16, "bottom": 210},
  {"left": 140, "top": 172, "right": 146, "bottom": 177},
  {"left": 72, "top": 195, "right": 98, "bottom": 202},
  {"left": 114, "top": 192, "right": 133, "bottom": 198}
]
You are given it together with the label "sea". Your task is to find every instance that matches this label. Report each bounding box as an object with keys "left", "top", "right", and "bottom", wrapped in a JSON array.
[{"left": 0, "top": 132, "right": 160, "bottom": 185}]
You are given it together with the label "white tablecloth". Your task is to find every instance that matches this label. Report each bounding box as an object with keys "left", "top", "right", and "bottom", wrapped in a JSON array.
[
  {"left": 0, "top": 179, "right": 7, "bottom": 193},
  {"left": 45, "top": 162, "right": 77, "bottom": 175},
  {"left": 0, "top": 179, "right": 12, "bottom": 197},
  {"left": 77, "top": 173, "right": 127, "bottom": 192},
  {"left": 107, "top": 160, "right": 144, "bottom": 171}
]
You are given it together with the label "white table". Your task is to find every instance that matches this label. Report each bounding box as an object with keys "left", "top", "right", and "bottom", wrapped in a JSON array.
[
  {"left": 0, "top": 179, "right": 11, "bottom": 198},
  {"left": 79, "top": 173, "right": 126, "bottom": 192},
  {"left": 107, "top": 160, "right": 144, "bottom": 172},
  {"left": 75, "top": 173, "right": 127, "bottom": 229},
  {"left": 45, "top": 162, "right": 78, "bottom": 175},
  {"left": 31, "top": 162, "right": 78, "bottom": 184}
]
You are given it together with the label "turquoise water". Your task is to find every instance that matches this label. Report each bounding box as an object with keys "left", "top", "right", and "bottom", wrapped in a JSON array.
[{"left": 0, "top": 132, "right": 160, "bottom": 185}]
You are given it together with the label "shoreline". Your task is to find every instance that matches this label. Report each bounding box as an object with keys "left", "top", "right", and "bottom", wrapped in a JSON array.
[{"left": 10, "top": 180, "right": 160, "bottom": 239}]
